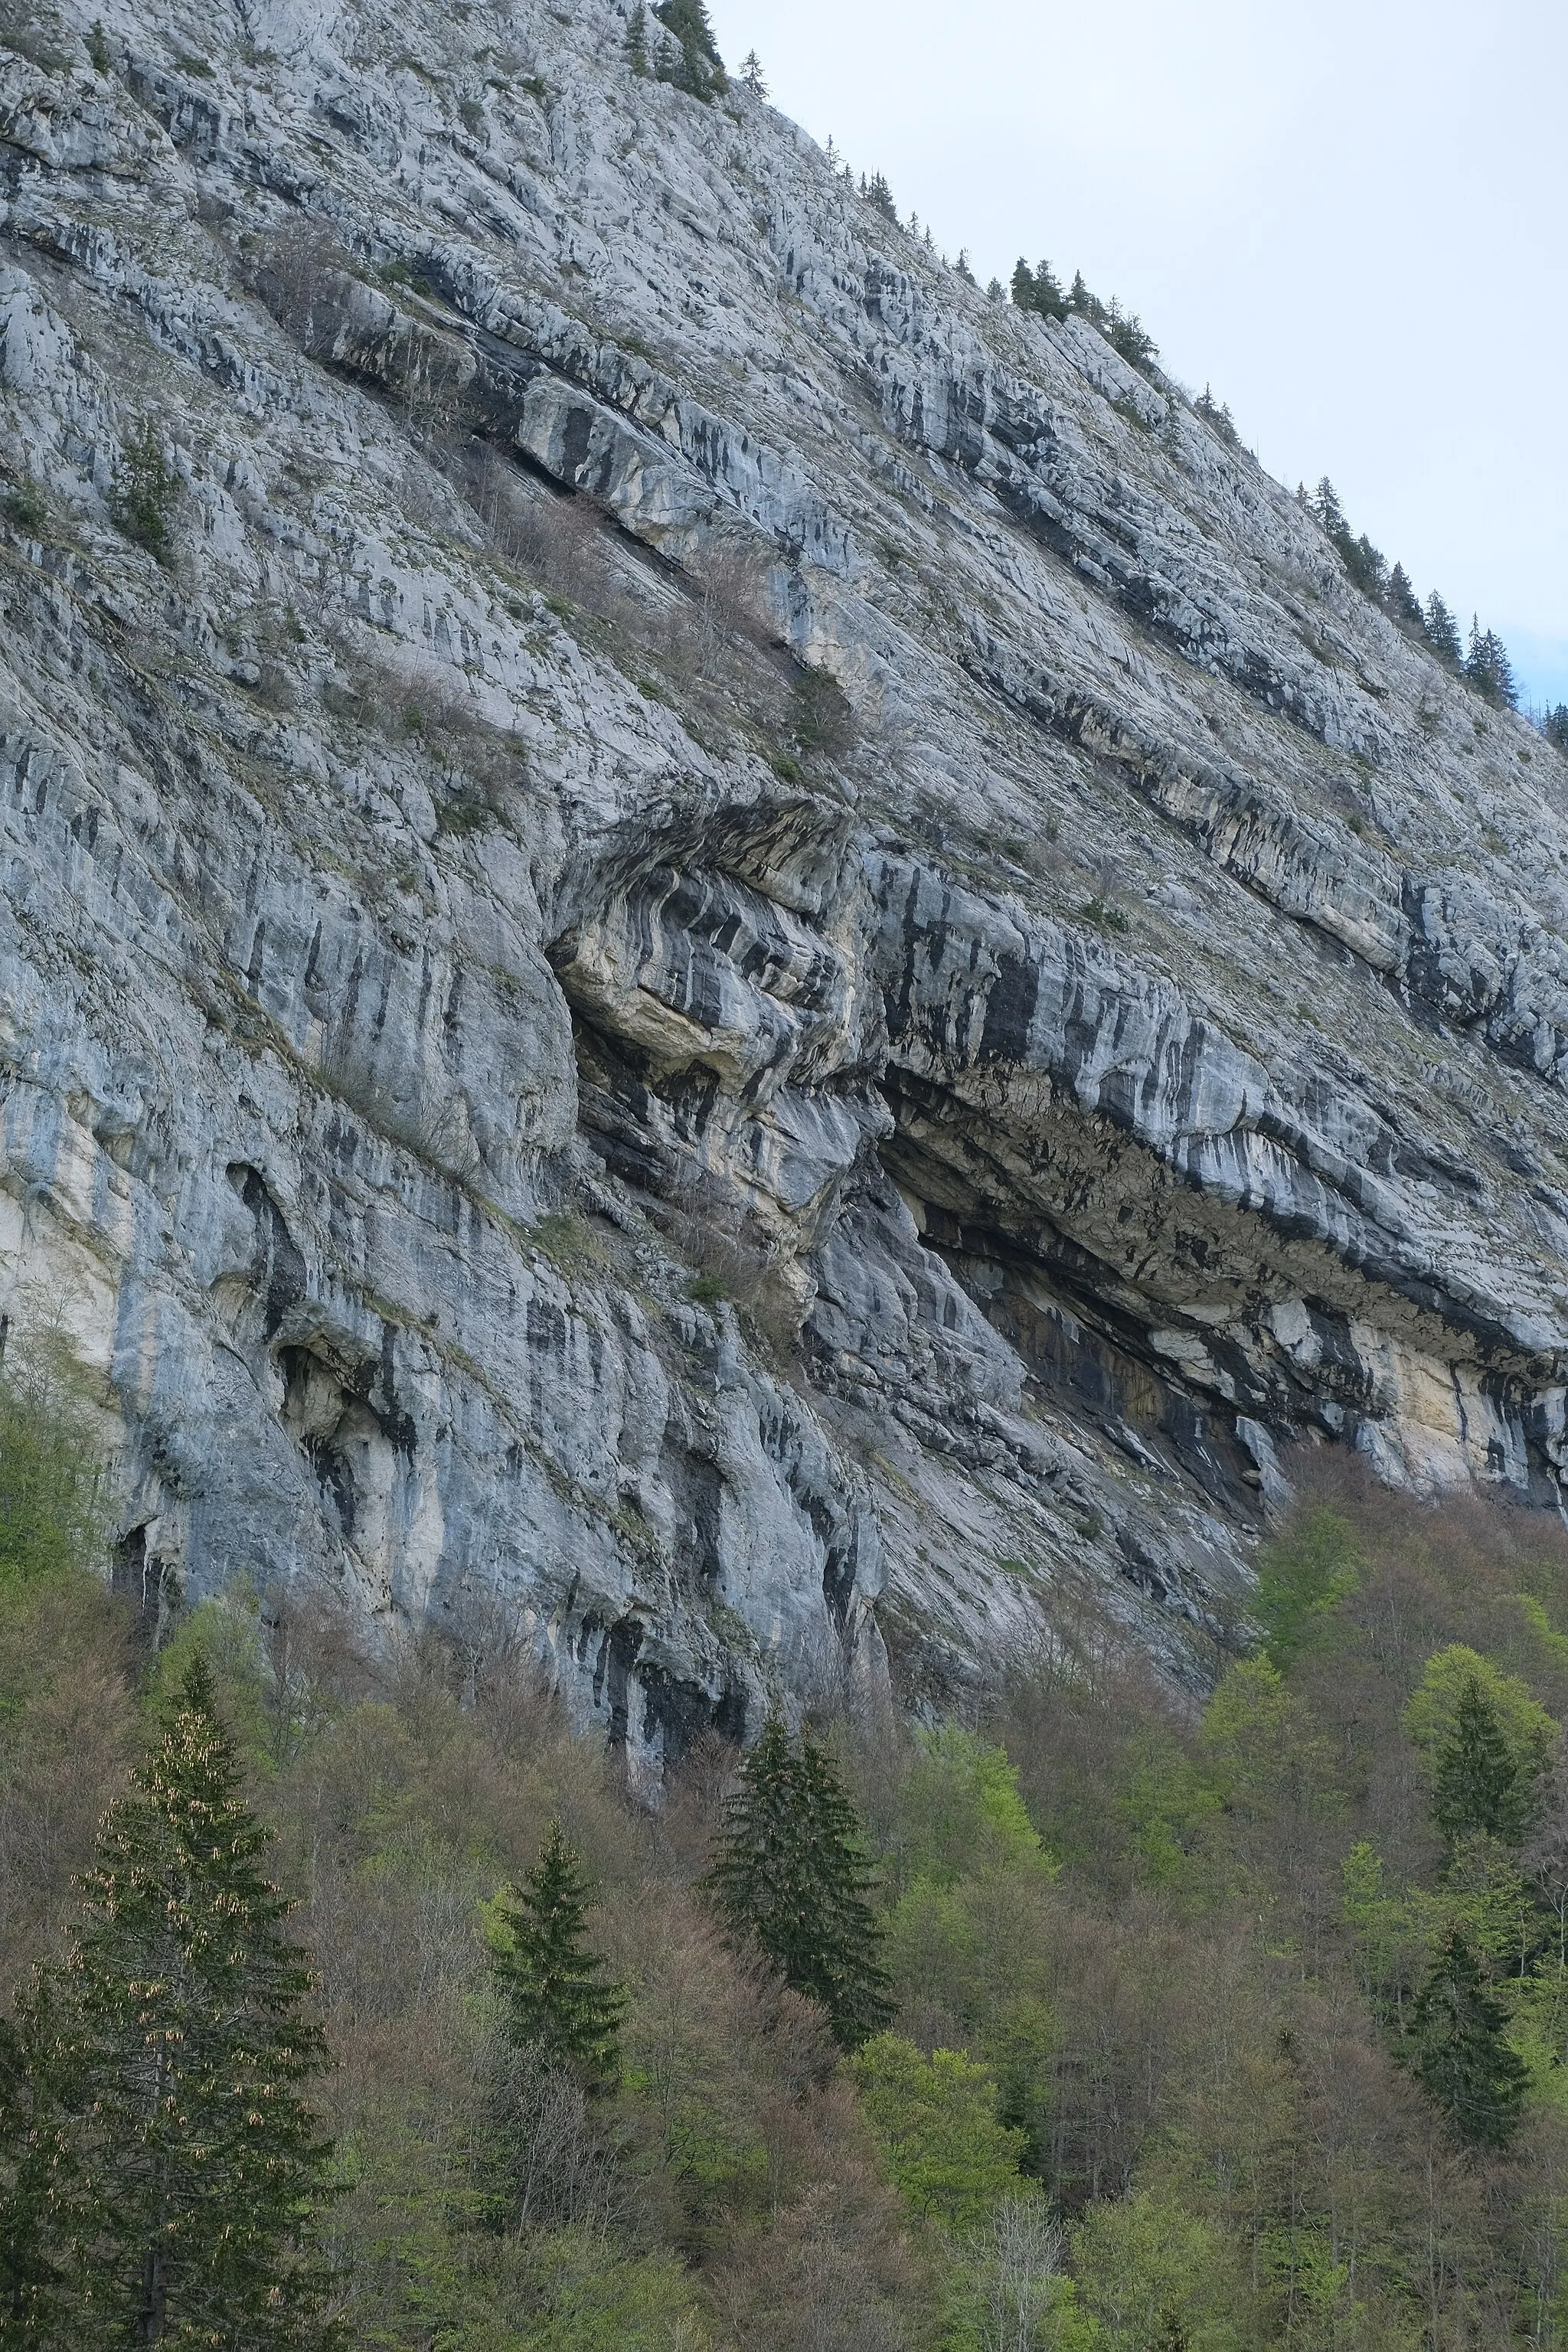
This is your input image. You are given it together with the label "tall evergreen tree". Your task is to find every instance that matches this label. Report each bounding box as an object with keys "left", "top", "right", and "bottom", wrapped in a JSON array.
[
  {"left": 488, "top": 1822, "right": 625, "bottom": 2092},
  {"left": 704, "top": 1717, "right": 893, "bottom": 2051},
  {"left": 1410, "top": 1928, "right": 1528, "bottom": 2146},
  {"left": 1423, "top": 591, "right": 1462, "bottom": 665},
  {"left": 652, "top": 0, "right": 724, "bottom": 99},
  {"left": 862, "top": 172, "right": 898, "bottom": 223},
  {"left": 1067, "top": 270, "right": 1103, "bottom": 324},
  {"left": 737, "top": 47, "right": 766, "bottom": 96},
  {"left": 1385, "top": 561, "right": 1424, "bottom": 629},
  {"left": 1309, "top": 477, "right": 1345, "bottom": 536},
  {"left": 622, "top": 3, "right": 648, "bottom": 75},
  {"left": 1432, "top": 1671, "right": 1537, "bottom": 1847},
  {"left": 0, "top": 1657, "right": 337, "bottom": 2347},
  {"left": 1465, "top": 618, "right": 1518, "bottom": 708},
  {"left": 1544, "top": 704, "right": 1568, "bottom": 756}
]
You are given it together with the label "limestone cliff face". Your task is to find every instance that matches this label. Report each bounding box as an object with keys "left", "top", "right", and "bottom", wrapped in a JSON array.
[{"left": 5, "top": 0, "right": 1568, "bottom": 1758}]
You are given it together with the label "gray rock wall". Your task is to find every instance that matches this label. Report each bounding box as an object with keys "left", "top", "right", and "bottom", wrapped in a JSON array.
[{"left": 4, "top": 0, "right": 1568, "bottom": 1748}]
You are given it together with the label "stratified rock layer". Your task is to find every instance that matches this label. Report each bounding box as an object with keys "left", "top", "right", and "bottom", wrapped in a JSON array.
[{"left": 5, "top": 0, "right": 1568, "bottom": 1754}]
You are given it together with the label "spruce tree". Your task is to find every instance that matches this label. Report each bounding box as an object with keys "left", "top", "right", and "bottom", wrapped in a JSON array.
[
  {"left": 1386, "top": 561, "right": 1424, "bottom": 629},
  {"left": 623, "top": 4, "right": 648, "bottom": 75},
  {"left": 1424, "top": 591, "right": 1462, "bottom": 665},
  {"left": 1410, "top": 1928, "right": 1528, "bottom": 2146},
  {"left": 1544, "top": 705, "right": 1568, "bottom": 756},
  {"left": 704, "top": 1717, "right": 893, "bottom": 2051},
  {"left": 1465, "top": 619, "right": 1518, "bottom": 708},
  {"left": 1010, "top": 258, "right": 1037, "bottom": 312},
  {"left": 1432, "top": 1671, "right": 1537, "bottom": 1847},
  {"left": 1308, "top": 477, "right": 1344, "bottom": 535},
  {"left": 1067, "top": 270, "right": 1102, "bottom": 323},
  {"left": 652, "top": 0, "right": 724, "bottom": 98},
  {"left": 2, "top": 1657, "right": 337, "bottom": 2347},
  {"left": 863, "top": 172, "right": 898, "bottom": 223},
  {"left": 738, "top": 47, "right": 766, "bottom": 96},
  {"left": 488, "top": 1822, "right": 625, "bottom": 2092}
]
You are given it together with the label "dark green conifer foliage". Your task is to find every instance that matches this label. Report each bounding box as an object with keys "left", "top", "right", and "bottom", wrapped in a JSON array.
[
  {"left": 1, "top": 1656, "right": 337, "bottom": 2347},
  {"left": 738, "top": 47, "right": 766, "bottom": 96},
  {"left": 1410, "top": 1928, "right": 1528, "bottom": 2146},
  {"left": 1067, "top": 270, "right": 1102, "bottom": 323},
  {"left": 1386, "top": 561, "right": 1424, "bottom": 629},
  {"left": 652, "top": 0, "right": 724, "bottom": 99},
  {"left": 1465, "top": 618, "right": 1518, "bottom": 708},
  {"left": 1194, "top": 386, "right": 1238, "bottom": 447},
  {"left": 1310, "top": 477, "right": 1345, "bottom": 536},
  {"left": 488, "top": 1821, "right": 625, "bottom": 2091},
  {"left": 862, "top": 172, "right": 897, "bottom": 223},
  {"left": 623, "top": 4, "right": 648, "bottom": 75},
  {"left": 1424, "top": 591, "right": 1462, "bottom": 665},
  {"left": 704, "top": 1717, "right": 893, "bottom": 2051},
  {"left": 1432, "top": 1672, "right": 1536, "bottom": 1847},
  {"left": 1544, "top": 704, "right": 1568, "bottom": 756}
]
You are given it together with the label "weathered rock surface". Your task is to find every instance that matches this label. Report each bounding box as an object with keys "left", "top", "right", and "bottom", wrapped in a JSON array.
[{"left": 5, "top": 0, "right": 1568, "bottom": 1753}]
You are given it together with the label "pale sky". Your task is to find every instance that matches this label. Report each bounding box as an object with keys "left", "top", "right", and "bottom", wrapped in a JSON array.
[{"left": 709, "top": 0, "right": 1568, "bottom": 711}]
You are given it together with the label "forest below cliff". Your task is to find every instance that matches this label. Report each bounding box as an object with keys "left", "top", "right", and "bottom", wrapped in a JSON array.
[{"left": 6, "top": 1370, "right": 1568, "bottom": 2348}]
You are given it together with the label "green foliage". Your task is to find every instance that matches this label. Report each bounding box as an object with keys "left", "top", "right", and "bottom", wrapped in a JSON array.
[
  {"left": 1542, "top": 704, "right": 1568, "bottom": 756},
  {"left": 1410, "top": 1927, "right": 1530, "bottom": 2147},
  {"left": 3, "top": 1656, "right": 338, "bottom": 2345},
  {"left": 109, "top": 423, "right": 177, "bottom": 561},
  {"left": 1072, "top": 2187, "right": 1243, "bottom": 2350},
  {"left": 652, "top": 0, "right": 724, "bottom": 99},
  {"left": 705, "top": 1717, "right": 893, "bottom": 2050},
  {"left": 1423, "top": 589, "right": 1462, "bottom": 664},
  {"left": 0, "top": 1365, "right": 107, "bottom": 1592},
  {"left": 851, "top": 2034, "right": 1025, "bottom": 2231},
  {"left": 485, "top": 1822, "right": 625, "bottom": 2091},
  {"left": 1403, "top": 1646, "right": 1556, "bottom": 1820},
  {"left": 1194, "top": 384, "right": 1238, "bottom": 446},
  {"left": 622, "top": 5, "right": 648, "bottom": 75},
  {"left": 3, "top": 479, "right": 46, "bottom": 534},
  {"left": 1386, "top": 560, "right": 1424, "bottom": 629},
  {"left": 86, "top": 17, "right": 109, "bottom": 72},
  {"left": 861, "top": 171, "right": 899, "bottom": 222},
  {"left": 504, "top": 2227, "right": 707, "bottom": 2350},
  {"left": 1466, "top": 615, "right": 1519, "bottom": 708},
  {"left": 1432, "top": 1671, "right": 1543, "bottom": 1847},
  {"left": 1011, "top": 257, "right": 1067, "bottom": 323},
  {"left": 889, "top": 1728, "right": 1054, "bottom": 1893}
]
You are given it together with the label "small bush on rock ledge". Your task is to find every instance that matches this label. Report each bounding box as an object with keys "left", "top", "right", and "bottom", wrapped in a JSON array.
[{"left": 109, "top": 423, "right": 177, "bottom": 562}]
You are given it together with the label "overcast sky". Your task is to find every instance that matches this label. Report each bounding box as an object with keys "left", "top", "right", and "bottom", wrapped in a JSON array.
[{"left": 709, "top": 0, "right": 1568, "bottom": 710}]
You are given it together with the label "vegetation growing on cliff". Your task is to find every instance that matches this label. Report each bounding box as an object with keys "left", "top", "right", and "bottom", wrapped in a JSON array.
[{"left": 11, "top": 1376, "right": 1568, "bottom": 2342}]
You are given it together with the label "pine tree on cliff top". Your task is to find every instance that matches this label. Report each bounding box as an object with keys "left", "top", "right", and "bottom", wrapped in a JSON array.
[
  {"left": 0, "top": 1656, "right": 337, "bottom": 2347},
  {"left": 705, "top": 1717, "right": 892, "bottom": 2050}
]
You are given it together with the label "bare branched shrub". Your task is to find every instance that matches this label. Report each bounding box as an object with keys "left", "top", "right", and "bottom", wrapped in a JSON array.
[
  {"left": 486, "top": 2038, "right": 620, "bottom": 2234},
  {"left": 247, "top": 218, "right": 355, "bottom": 341},
  {"left": 790, "top": 666, "right": 857, "bottom": 762},
  {"left": 687, "top": 537, "right": 769, "bottom": 677}
]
